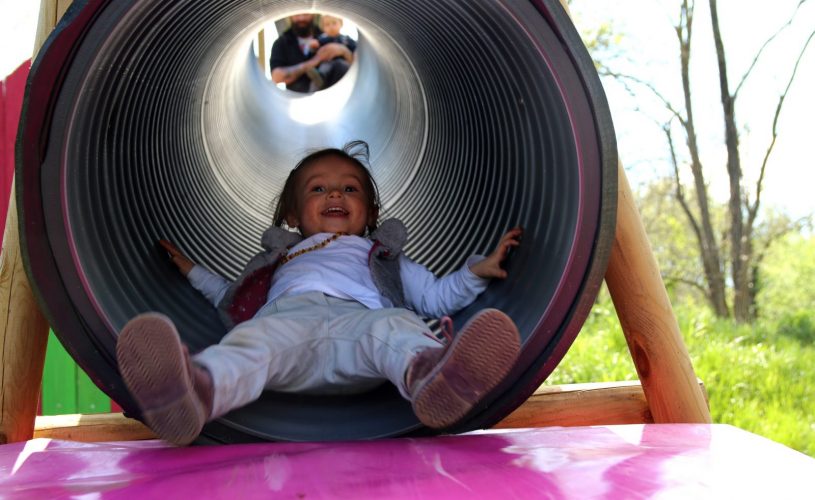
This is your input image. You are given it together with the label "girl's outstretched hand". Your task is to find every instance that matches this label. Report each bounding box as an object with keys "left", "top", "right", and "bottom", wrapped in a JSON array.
[
  {"left": 159, "top": 239, "right": 195, "bottom": 276},
  {"left": 469, "top": 227, "right": 522, "bottom": 279}
]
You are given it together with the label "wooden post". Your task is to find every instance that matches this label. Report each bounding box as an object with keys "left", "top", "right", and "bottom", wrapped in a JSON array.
[
  {"left": 0, "top": 194, "right": 49, "bottom": 444},
  {"left": 257, "top": 29, "right": 267, "bottom": 76},
  {"left": 605, "top": 164, "right": 712, "bottom": 423},
  {"left": 0, "top": 0, "right": 72, "bottom": 445}
]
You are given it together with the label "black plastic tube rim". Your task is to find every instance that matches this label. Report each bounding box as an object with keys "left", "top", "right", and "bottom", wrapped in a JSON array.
[{"left": 18, "top": 0, "right": 617, "bottom": 442}]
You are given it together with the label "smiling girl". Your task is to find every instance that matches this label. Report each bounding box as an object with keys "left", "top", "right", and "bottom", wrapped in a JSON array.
[{"left": 116, "top": 141, "right": 522, "bottom": 445}]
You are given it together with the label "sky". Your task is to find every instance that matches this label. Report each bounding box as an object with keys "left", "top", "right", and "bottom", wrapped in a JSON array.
[
  {"left": 2, "top": 1, "right": 813, "bottom": 218},
  {"left": 0, "top": 0, "right": 40, "bottom": 78}
]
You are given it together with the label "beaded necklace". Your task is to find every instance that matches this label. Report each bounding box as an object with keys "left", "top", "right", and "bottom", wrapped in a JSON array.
[{"left": 279, "top": 232, "right": 348, "bottom": 264}]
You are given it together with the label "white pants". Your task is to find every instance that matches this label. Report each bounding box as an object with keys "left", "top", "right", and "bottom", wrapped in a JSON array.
[{"left": 194, "top": 292, "right": 443, "bottom": 418}]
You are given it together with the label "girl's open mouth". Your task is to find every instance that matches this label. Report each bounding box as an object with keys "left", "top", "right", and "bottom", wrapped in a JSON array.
[{"left": 322, "top": 207, "right": 348, "bottom": 216}]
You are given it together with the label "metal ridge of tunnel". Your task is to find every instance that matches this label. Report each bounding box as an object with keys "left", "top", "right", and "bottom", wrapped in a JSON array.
[{"left": 18, "top": 0, "right": 617, "bottom": 442}]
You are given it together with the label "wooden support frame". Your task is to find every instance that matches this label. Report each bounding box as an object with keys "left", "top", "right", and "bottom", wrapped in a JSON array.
[
  {"left": 1, "top": 0, "right": 711, "bottom": 445},
  {"left": 31, "top": 380, "right": 709, "bottom": 442},
  {"left": 605, "top": 166, "right": 711, "bottom": 423},
  {"left": 257, "top": 29, "right": 267, "bottom": 75}
]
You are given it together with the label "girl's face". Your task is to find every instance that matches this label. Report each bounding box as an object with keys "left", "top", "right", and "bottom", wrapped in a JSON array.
[{"left": 287, "top": 156, "right": 375, "bottom": 237}]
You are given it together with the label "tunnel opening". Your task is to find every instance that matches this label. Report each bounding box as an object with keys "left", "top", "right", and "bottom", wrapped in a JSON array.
[
  {"left": 256, "top": 12, "right": 361, "bottom": 97},
  {"left": 18, "top": 0, "right": 617, "bottom": 442}
]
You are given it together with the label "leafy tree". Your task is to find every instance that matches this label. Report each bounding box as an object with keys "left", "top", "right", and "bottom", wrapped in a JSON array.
[
  {"left": 636, "top": 177, "right": 808, "bottom": 318},
  {"left": 755, "top": 234, "right": 815, "bottom": 334},
  {"left": 636, "top": 178, "right": 720, "bottom": 308}
]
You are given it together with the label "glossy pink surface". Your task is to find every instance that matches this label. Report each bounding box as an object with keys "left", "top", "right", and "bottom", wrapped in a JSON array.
[{"left": 1, "top": 424, "right": 813, "bottom": 498}]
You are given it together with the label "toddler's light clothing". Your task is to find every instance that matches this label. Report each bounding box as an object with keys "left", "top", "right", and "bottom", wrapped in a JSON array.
[
  {"left": 194, "top": 292, "right": 442, "bottom": 418},
  {"left": 185, "top": 228, "right": 490, "bottom": 418},
  {"left": 267, "top": 234, "right": 382, "bottom": 309},
  {"left": 187, "top": 234, "right": 489, "bottom": 317}
]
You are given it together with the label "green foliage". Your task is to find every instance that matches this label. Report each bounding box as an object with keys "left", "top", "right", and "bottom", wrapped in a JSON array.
[
  {"left": 547, "top": 290, "right": 815, "bottom": 457},
  {"left": 629, "top": 178, "right": 810, "bottom": 321},
  {"left": 632, "top": 179, "right": 731, "bottom": 308},
  {"left": 755, "top": 233, "right": 815, "bottom": 325},
  {"left": 775, "top": 312, "right": 815, "bottom": 344},
  {"left": 546, "top": 286, "right": 639, "bottom": 384}
]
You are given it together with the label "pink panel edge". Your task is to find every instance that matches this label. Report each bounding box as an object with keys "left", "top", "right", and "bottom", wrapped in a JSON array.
[{"left": 1, "top": 424, "right": 813, "bottom": 498}]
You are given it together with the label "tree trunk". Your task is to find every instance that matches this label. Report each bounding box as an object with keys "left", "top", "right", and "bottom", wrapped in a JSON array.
[
  {"left": 709, "top": 0, "right": 752, "bottom": 322},
  {"left": 678, "top": 0, "right": 729, "bottom": 317}
]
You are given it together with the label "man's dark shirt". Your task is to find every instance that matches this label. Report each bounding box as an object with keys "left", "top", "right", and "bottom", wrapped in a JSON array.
[
  {"left": 270, "top": 27, "right": 323, "bottom": 93},
  {"left": 316, "top": 34, "right": 357, "bottom": 53}
]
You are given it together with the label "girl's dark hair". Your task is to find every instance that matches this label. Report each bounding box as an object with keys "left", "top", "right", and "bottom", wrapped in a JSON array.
[{"left": 273, "top": 140, "right": 382, "bottom": 233}]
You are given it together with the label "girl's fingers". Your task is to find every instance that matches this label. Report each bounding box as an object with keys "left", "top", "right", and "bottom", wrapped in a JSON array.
[
  {"left": 497, "top": 239, "right": 520, "bottom": 257},
  {"left": 159, "top": 239, "right": 181, "bottom": 257},
  {"left": 501, "top": 229, "right": 522, "bottom": 244}
]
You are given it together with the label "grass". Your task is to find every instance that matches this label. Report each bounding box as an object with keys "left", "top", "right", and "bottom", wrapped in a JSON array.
[{"left": 545, "top": 293, "right": 815, "bottom": 458}]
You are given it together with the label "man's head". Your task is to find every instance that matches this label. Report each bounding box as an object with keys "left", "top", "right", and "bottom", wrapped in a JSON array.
[
  {"left": 289, "top": 14, "right": 315, "bottom": 37},
  {"left": 320, "top": 15, "right": 343, "bottom": 38}
]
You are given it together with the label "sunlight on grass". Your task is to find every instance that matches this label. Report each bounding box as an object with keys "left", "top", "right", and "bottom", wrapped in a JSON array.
[{"left": 546, "top": 291, "right": 815, "bottom": 457}]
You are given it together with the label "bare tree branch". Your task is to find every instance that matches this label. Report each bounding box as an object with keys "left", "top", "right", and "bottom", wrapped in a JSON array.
[
  {"left": 733, "top": 1, "right": 807, "bottom": 99},
  {"left": 665, "top": 123, "right": 702, "bottom": 239},
  {"left": 748, "top": 29, "right": 815, "bottom": 227},
  {"left": 663, "top": 275, "right": 710, "bottom": 296},
  {"left": 598, "top": 68, "right": 687, "bottom": 125}
]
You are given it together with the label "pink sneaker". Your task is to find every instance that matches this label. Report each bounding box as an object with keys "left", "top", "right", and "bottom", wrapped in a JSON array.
[
  {"left": 407, "top": 309, "right": 521, "bottom": 429},
  {"left": 116, "top": 313, "right": 213, "bottom": 445}
]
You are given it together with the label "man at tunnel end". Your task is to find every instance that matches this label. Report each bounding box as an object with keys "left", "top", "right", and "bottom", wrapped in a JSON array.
[{"left": 270, "top": 13, "right": 354, "bottom": 93}]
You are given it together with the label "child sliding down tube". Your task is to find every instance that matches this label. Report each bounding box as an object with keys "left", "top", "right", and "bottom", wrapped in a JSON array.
[{"left": 116, "top": 140, "right": 523, "bottom": 445}]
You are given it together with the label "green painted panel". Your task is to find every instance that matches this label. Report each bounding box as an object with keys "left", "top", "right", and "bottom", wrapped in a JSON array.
[
  {"left": 76, "top": 368, "right": 110, "bottom": 413},
  {"left": 41, "top": 331, "right": 77, "bottom": 415},
  {"left": 41, "top": 330, "right": 110, "bottom": 415}
]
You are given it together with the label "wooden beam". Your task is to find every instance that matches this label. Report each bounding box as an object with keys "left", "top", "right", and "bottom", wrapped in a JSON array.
[
  {"left": 34, "top": 413, "right": 156, "bottom": 442},
  {"left": 34, "top": 0, "right": 73, "bottom": 59},
  {"left": 0, "top": 194, "right": 50, "bottom": 444},
  {"left": 496, "top": 381, "right": 652, "bottom": 429},
  {"left": 496, "top": 380, "right": 707, "bottom": 429},
  {"left": 604, "top": 164, "right": 712, "bottom": 423},
  {"left": 257, "top": 29, "right": 267, "bottom": 75},
  {"left": 0, "top": 0, "right": 72, "bottom": 445},
  {"left": 31, "top": 381, "right": 708, "bottom": 442}
]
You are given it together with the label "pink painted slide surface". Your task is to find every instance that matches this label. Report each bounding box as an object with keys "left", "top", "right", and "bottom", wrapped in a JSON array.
[{"left": 1, "top": 424, "right": 813, "bottom": 498}]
